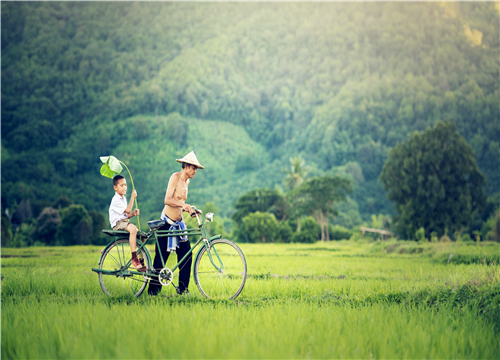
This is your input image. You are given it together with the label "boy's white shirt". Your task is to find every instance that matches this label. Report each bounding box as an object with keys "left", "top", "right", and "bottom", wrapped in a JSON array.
[{"left": 109, "top": 192, "right": 128, "bottom": 228}]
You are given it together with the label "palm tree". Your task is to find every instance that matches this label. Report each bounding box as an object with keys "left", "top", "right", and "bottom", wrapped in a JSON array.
[
  {"left": 283, "top": 157, "right": 308, "bottom": 190},
  {"left": 283, "top": 156, "right": 309, "bottom": 231}
]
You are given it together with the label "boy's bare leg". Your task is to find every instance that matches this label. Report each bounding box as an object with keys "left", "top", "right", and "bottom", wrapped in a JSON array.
[
  {"left": 127, "top": 224, "right": 145, "bottom": 271},
  {"left": 127, "top": 223, "right": 138, "bottom": 253}
]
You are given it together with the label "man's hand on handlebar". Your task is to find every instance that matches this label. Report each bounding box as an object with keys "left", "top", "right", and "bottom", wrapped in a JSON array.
[
  {"left": 182, "top": 203, "right": 194, "bottom": 215},
  {"left": 189, "top": 206, "right": 203, "bottom": 217},
  {"left": 182, "top": 204, "right": 202, "bottom": 217}
]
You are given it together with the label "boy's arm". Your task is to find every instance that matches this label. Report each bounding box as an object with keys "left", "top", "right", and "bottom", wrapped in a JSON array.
[{"left": 124, "top": 190, "right": 137, "bottom": 215}]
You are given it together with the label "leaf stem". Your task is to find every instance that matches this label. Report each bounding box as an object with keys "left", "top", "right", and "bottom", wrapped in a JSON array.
[{"left": 119, "top": 161, "right": 140, "bottom": 231}]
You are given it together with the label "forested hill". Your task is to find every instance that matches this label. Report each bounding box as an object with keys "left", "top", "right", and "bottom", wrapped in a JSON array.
[{"left": 2, "top": 2, "right": 499, "bottom": 226}]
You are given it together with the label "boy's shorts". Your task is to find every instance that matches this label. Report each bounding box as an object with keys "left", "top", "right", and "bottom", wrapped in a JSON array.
[{"left": 113, "top": 219, "right": 130, "bottom": 231}]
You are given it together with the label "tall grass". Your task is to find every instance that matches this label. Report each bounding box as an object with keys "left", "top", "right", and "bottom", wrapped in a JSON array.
[
  {"left": 3, "top": 300, "right": 499, "bottom": 359},
  {"left": 2, "top": 241, "right": 499, "bottom": 359}
]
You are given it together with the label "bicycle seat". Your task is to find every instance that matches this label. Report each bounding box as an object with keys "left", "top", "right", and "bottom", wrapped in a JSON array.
[
  {"left": 148, "top": 220, "right": 166, "bottom": 231},
  {"left": 102, "top": 229, "right": 129, "bottom": 237}
]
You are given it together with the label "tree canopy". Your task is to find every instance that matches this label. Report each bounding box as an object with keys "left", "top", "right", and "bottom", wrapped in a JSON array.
[
  {"left": 231, "top": 188, "right": 287, "bottom": 224},
  {"left": 1, "top": 2, "right": 498, "bottom": 236},
  {"left": 380, "top": 120, "right": 486, "bottom": 239},
  {"left": 289, "top": 176, "right": 353, "bottom": 241}
]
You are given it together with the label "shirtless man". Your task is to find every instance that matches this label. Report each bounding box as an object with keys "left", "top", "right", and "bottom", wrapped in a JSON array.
[{"left": 148, "top": 151, "right": 204, "bottom": 296}]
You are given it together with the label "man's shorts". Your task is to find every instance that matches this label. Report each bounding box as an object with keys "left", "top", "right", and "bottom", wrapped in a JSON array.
[{"left": 113, "top": 219, "right": 130, "bottom": 231}]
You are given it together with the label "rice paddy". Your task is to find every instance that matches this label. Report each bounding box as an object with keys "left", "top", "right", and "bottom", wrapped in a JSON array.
[{"left": 2, "top": 240, "right": 499, "bottom": 359}]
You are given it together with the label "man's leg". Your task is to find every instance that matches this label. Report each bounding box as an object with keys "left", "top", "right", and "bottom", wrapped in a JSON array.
[
  {"left": 147, "top": 222, "right": 171, "bottom": 296},
  {"left": 176, "top": 240, "right": 192, "bottom": 294}
]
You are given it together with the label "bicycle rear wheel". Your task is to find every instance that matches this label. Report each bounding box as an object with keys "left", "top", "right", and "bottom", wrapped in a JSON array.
[
  {"left": 193, "top": 239, "right": 247, "bottom": 300},
  {"left": 98, "top": 239, "right": 151, "bottom": 297}
]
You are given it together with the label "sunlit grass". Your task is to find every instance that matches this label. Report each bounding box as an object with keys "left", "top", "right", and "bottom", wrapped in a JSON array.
[{"left": 2, "top": 241, "right": 499, "bottom": 359}]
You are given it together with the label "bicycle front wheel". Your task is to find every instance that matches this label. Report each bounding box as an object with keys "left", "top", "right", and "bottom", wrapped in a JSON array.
[
  {"left": 193, "top": 239, "right": 247, "bottom": 300},
  {"left": 98, "top": 239, "right": 151, "bottom": 297}
]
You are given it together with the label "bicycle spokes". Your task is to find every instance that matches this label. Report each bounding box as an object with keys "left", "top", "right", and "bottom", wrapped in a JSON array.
[
  {"left": 98, "top": 240, "right": 150, "bottom": 297},
  {"left": 194, "top": 239, "right": 247, "bottom": 300}
]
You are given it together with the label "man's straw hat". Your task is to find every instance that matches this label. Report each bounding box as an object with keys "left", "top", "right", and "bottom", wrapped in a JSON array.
[{"left": 176, "top": 151, "right": 205, "bottom": 169}]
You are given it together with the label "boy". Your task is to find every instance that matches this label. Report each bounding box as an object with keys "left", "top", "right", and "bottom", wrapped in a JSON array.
[{"left": 109, "top": 174, "right": 145, "bottom": 272}]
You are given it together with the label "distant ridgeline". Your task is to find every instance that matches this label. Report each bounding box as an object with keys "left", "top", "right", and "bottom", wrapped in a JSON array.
[{"left": 2, "top": 2, "right": 499, "bottom": 229}]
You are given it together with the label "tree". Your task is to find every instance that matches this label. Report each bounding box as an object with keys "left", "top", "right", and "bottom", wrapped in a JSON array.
[
  {"left": 89, "top": 211, "right": 106, "bottom": 245},
  {"left": 1, "top": 1, "right": 498, "bottom": 227},
  {"left": 32, "top": 207, "right": 60, "bottom": 245},
  {"left": 380, "top": 120, "right": 486, "bottom": 239},
  {"left": 1, "top": 213, "right": 12, "bottom": 247},
  {"left": 57, "top": 204, "right": 93, "bottom": 245},
  {"left": 53, "top": 196, "right": 73, "bottom": 210},
  {"left": 289, "top": 176, "right": 352, "bottom": 241},
  {"left": 231, "top": 188, "right": 287, "bottom": 224},
  {"left": 283, "top": 157, "right": 309, "bottom": 190},
  {"left": 283, "top": 156, "right": 309, "bottom": 231}
]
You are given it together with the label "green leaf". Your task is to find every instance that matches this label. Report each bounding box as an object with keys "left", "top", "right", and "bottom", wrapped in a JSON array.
[{"left": 99, "top": 156, "right": 123, "bottom": 178}]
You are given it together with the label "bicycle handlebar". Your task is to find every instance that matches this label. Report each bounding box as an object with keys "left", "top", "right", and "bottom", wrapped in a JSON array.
[{"left": 190, "top": 206, "right": 203, "bottom": 217}]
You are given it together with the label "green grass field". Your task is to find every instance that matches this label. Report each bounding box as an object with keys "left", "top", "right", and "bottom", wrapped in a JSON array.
[{"left": 2, "top": 240, "right": 499, "bottom": 359}]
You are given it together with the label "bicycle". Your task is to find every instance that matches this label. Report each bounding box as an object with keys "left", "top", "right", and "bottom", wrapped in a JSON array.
[{"left": 92, "top": 207, "right": 247, "bottom": 300}]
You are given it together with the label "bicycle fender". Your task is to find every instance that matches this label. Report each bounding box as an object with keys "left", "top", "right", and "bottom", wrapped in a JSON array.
[
  {"left": 193, "top": 235, "right": 222, "bottom": 260},
  {"left": 193, "top": 235, "right": 223, "bottom": 285}
]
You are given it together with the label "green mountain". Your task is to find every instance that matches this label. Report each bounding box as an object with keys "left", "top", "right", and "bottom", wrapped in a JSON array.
[{"left": 2, "top": 2, "right": 499, "bottom": 228}]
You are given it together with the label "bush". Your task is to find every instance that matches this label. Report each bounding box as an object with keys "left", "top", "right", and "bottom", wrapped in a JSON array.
[
  {"left": 349, "top": 232, "right": 362, "bottom": 241},
  {"left": 439, "top": 234, "right": 451, "bottom": 242},
  {"left": 462, "top": 233, "right": 473, "bottom": 243},
  {"left": 292, "top": 216, "right": 320, "bottom": 243},
  {"left": 482, "top": 208, "right": 500, "bottom": 242},
  {"left": 328, "top": 225, "right": 351, "bottom": 240},
  {"left": 292, "top": 231, "right": 316, "bottom": 243},
  {"left": 415, "top": 227, "right": 427, "bottom": 242},
  {"left": 301, "top": 217, "right": 321, "bottom": 239},
  {"left": 239, "top": 211, "right": 278, "bottom": 243},
  {"left": 11, "top": 219, "right": 36, "bottom": 247},
  {"left": 276, "top": 221, "right": 293, "bottom": 243}
]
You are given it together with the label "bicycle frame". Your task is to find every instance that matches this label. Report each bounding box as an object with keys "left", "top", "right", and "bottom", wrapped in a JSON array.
[{"left": 92, "top": 212, "right": 224, "bottom": 282}]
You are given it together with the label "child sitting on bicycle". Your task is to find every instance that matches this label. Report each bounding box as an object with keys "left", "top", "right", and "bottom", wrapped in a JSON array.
[{"left": 108, "top": 175, "right": 145, "bottom": 272}]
